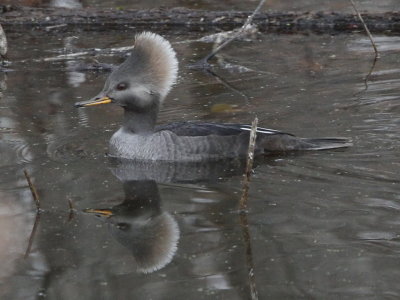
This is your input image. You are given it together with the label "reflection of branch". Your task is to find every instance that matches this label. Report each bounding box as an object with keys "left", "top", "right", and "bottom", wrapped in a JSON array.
[
  {"left": 192, "top": 0, "right": 266, "bottom": 69},
  {"left": 349, "top": 0, "right": 379, "bottom": 58},
  {"left": 24, "top": 212, "right": 41, "bottom": 259},
  {"left": 23, "top": 170, "right": 41, "bottom": 259},
  {"left": 239, "top": 213, "right": 259, "bottom": 300},
  {"left": 68, "top": 198, "right": 75, "bottom": 221},
  {"left": 239, "top": 117, "right": 258, "bottom": 210},
  {"left": 15, "top": 45, "right": 134, "bottom": 63},
  {"left": 206, "top": 68, "right": 249, "bottom": 102},
  {"left": 24, "top": 169, "right": 40, "bottom": 210}
]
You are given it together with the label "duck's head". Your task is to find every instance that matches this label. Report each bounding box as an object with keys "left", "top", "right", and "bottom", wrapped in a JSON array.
[{"left": 75, "top": 32, "right": 178, "bottom": 111}]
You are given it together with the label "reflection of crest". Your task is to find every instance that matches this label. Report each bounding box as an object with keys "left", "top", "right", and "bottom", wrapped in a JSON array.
[{"left": 85, "top": 180, "right": 179, "bottom": 274}]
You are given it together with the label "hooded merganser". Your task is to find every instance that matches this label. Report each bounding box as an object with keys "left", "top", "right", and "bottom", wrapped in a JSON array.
[{"left": 75, "top": 32, "right": 351, "bottom": 162}]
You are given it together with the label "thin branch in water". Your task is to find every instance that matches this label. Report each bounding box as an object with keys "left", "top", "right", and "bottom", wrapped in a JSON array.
[
  {"left": 24, "top": 212, "right": 41, "bottom": 259},
  {"left": 349, "top": 0, "right": 379, "bottom": 58},
  {"left": 24, "top": 169, "right": 40, "bottom": 211},
  {"left": 352, "top": 54, "right": 378, "bottom": 97},
  {"left": 239, "top": 117, "right": 258, "bottom": 211},
  {"left": 363, "top": 54, "right": 378, "bottom": 88},
  {"left": 191, "top": 0, "right": 266, "bottom": 69},
  {"left": 23, "top": 169, "right": 41, "bottom": 258},
  {"left": 238, "top": 118, "right": 259, "bottom": 299}
]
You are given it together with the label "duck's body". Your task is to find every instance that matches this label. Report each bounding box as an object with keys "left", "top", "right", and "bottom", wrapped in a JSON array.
[
  {"left": 75, "top": 32, "right": 351, "bottom": 162},
  {"left": 109, "top": 121, "right": 350, "bottom": 161},
  {"left": 110, "top": 122, "right": 250, "bottom": 161}
]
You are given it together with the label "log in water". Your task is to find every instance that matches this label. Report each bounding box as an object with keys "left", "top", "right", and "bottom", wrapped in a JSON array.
[{"left": 0, "top": 5, "right": 399, "bottom": 33}]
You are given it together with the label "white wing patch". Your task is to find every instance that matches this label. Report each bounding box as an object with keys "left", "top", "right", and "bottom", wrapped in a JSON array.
[{"left": 239, "top": 125, "right": 283, "bottom": 135}]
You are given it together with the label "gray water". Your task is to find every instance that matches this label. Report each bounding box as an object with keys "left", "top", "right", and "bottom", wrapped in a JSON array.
[{"left": 0, "top": 25, "right": 400, "bottom": 300}]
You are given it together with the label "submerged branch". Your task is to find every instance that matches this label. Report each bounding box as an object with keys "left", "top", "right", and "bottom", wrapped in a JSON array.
[
  {"left": 67, "top": 198, "right": 75, "bottom": 221},
  {"left": 206, "top": 68, "right": 249, "bottom": 102},
  {"left": 23, "top": 169, "right": 41, "bottom": 258},
  {"left": 24, "top": 169, "right": 40, "bottom": 210},
  {"left": 24, "top": 213, "right": 41, "bottom": 259}
]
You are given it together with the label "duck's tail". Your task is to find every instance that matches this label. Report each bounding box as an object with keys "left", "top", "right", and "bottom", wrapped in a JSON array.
[{"left": 301, "top": 137, "right": 353, "bottom": 150}]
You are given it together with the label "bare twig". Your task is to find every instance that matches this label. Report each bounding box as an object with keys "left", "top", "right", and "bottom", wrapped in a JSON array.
[
  {"left": 192, "top": 0, "right": 266, "bottom": 69},
  {"left": 238, "top": 118, "right": 259, "bottom": 299},
  {"left": 349, "top": 0, "right": 379, "bottom": 58},
  {"left": 239, "top": 117, "right": 258, "bottom": 211},
  {"left": 24, "top": 169, "right": 40, "bottom": 210},
  {"left": 238, "top": 117, "right": 259, "bottom": 297},
  {"left": 24, "top": 212, "right": 41, "bottom": 259}
]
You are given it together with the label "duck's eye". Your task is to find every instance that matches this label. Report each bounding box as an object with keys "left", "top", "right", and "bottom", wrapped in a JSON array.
[{"left": 116, "top": 83, "right": 128, "bottom": 91}]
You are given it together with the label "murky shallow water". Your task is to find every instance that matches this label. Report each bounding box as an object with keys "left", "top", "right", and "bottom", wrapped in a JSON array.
[{"left": 0, "top": 27, "right": 399, "bottom": 299}]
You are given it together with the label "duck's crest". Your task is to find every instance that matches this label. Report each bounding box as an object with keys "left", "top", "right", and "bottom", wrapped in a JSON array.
[{"left": 133, "top": 32, "right": 178, "bottom": 98}]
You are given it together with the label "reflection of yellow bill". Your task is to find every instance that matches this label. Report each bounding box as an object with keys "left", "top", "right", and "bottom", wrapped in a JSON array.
[
  {"left": 75, "top": 96, "right": 112, "bottom": 107},
  {"left": 84, "top": 208, "right": 113, "bottom": 217}
]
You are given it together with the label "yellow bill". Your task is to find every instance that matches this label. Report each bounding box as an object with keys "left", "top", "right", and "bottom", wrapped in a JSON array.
[{"left": 75, "top": 96, "right": 112, "bottom": 107}]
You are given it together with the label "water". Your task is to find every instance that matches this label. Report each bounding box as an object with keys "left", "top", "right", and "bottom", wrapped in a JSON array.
[{"left": 0, "top": 27, "right": 399, "bottom": 299}]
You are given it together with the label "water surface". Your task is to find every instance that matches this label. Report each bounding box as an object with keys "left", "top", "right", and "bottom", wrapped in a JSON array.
[{"left": 0, "top": 28, "right": 399, "bottom": 299}]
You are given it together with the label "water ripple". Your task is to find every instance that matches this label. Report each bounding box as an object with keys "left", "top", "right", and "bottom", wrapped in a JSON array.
[
  {"left": 45, "top": 133, "right": 92, "bottom": 162},
  {"left": 348, "top": 36, "right": 400, "bottom": 53},
  {"left": 0, "top": 138, "right": 33, "bottom": 166}
]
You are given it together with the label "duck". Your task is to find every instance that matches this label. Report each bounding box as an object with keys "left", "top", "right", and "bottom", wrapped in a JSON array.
[{"left": 75, "top": 32, "right": 351, "bottom": 162}]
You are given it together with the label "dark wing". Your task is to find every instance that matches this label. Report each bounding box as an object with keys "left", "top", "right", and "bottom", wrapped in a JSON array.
[{"left": 155, "top": 121, "right": 293, "bottom": 137}]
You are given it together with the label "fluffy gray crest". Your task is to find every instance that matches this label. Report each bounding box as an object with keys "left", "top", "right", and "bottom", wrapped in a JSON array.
[{"left": 111, "top": 32, "right": 178, "bottom": 100}]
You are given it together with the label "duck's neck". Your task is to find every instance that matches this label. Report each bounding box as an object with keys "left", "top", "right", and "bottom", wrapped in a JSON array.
[{"left": 122, "top": 105, "right": 159, "bottom": 135}]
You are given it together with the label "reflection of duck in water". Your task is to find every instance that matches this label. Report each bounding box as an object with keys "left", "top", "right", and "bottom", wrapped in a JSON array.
[
  {"left": 85, "top": 180, "right": 179, "bottom": 274},
  {"left": 75, "top": 32, "right": 351, "bottom": 162}
]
